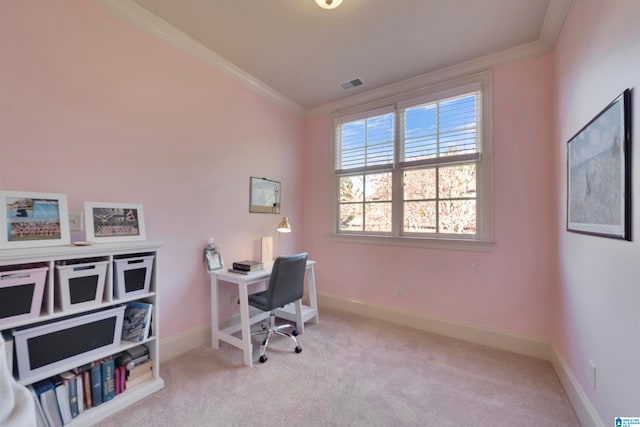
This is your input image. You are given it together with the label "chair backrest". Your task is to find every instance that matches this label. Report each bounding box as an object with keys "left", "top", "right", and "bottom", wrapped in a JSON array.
[{"left": 263, "top": 252, "right": 308, "bottom": 311}]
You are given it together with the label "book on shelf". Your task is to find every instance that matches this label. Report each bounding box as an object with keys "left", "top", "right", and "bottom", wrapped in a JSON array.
[
  {"left": 60, "top": 370, "right": 80, "bottom": 419},
  {"left": 115, "top": 365, "right": 121, "bottom": 395},
  {"left": 90, "top": 360, "right": 103, "bottom": 407},
  {"left": 28, "top": 384, "right": 52, "bottom": 427},
  {"left": 82, "top": 370, "right": 92, "bottom": 410},
  {"left": 121, "top": 301, "right": 153, "bottom": 342},
  {"left": 121, "top": 365, "right": 127, "bottom": 394},
  {"left": 101, "top": 356, "right": 116, "bottom": 403},
  {"left": 118, "top": 365, "right": 127, "bottom": 394},
  {"left": 32, "top": 379, "right": 63, "bottom": 427},
  {"left": 70, "top": 361, "right": 92, "bottom": 410},
  {"left": 232, "top": 260, "right": 264, "bottom": 271},
  {"left": 76, "top": 375, "right": 84, "bottom": 415},
  {"left": 114, "top": 365, "right": 127, "bottom": 395},
  {"left": 53, "top": 376, "right": 72, "bottom": 424},
  {"left": 227, "top": 267, "right": 266, "bottom": 275}
]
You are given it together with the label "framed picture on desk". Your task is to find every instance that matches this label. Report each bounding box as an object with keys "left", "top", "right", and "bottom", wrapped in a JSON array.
[{"left": 204, "top": 241, "right": 224, "bottom": 272}]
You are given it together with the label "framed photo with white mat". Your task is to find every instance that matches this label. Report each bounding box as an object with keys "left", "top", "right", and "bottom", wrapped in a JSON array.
[
  {"left": 85, "top": 202, "right": 146, "bottom": 243},
  {"left": 0, "top": 191, "right": 70, "bottom": 249}
]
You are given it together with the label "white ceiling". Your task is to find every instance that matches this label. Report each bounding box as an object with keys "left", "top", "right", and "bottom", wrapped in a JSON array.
[{"left": 100, "top": 0, "right": 571, "bottom": 113}]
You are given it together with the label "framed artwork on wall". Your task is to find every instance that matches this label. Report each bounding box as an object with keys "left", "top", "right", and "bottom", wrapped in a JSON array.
[
  {"left": 567, "top": 89, "right": 632, "bottom": 240},
  {"left": 85, "top": 202, "right": 146, "bottom": 243},
  {"left": 249, "top": 177, "right": 281, "bottom": 214},
  {"left": 0, "top": 191, "right": 71, "bottom": 249}
]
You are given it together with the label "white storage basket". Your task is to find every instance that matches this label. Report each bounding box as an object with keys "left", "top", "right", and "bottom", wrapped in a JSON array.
[
  {"left": 55, "top": 260, "right": 108, "bottom": 310},
  {"left": 0, "top": 266, "right": 48, "bottom": 326},
  {"left": 113, "top": 255, "right": 154, "bottom": 298}
]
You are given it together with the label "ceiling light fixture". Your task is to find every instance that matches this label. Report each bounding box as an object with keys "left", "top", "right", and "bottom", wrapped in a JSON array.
[{"left": 315, "top": 0, "right": 343, "bottom": 10}]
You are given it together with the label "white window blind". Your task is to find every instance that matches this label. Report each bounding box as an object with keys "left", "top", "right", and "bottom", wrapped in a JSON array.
[
  {"left": 335, "top": 106, "right": 395, "bottom": 174},
  {"left": 399, "top": 89, "right": 481, "bottom": 169}
]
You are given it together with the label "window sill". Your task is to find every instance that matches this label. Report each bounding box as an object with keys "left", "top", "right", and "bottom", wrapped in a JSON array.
[{"left": 329, "top": 233, "right": 495, "bottom": 252}]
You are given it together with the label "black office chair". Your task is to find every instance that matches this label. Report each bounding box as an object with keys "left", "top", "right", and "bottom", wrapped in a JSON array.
[{"left": 248, "top": 252, "right": 308, "bottom": 363}]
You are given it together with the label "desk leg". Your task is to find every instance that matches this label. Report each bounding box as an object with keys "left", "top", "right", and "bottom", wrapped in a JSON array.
[
  {"left": 210, "top": 274, "right": 220, "bottom": 349},
  {"left": 238, "top": 281, "right": 253, "bottom": 367},
  {"left": 294, "top": 299, "right": 304, "bottom": 334},
  {"left": 307, "top": 264, "right": 319, "bottom": 324}
]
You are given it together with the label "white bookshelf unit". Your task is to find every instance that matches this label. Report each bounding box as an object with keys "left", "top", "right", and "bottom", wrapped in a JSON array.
[{"left": 0, "top": 241, "right": 164, "bottom": 426}]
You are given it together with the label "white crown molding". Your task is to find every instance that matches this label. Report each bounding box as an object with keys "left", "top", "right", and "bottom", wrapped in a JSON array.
[
  {"left": 95, "top": 0, "right": 570, "bottom": 118},
  {"left": 308, "top": 39, "right": 548, "bottom": 116},
  {"left": 95, "top": 0, "right": 305, "bottom": 116},
  {"left": 540, "top": 0, "right": 573, "bottom": 49},
  {"left": 307, "top": 0, "right": 572, "bottom": 116}
]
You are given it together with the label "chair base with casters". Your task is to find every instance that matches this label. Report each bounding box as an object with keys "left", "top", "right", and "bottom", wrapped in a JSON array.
[
  {"left": 247, "top": 252, "right": 308, "bottom": 363},
  {"left": 252, "top": 311, "right": 302, "bottom": 363}
]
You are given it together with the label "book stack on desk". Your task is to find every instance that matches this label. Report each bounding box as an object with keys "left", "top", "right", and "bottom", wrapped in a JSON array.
[{"left": 228, "top": 260, "right": 265, "bottom": 275}]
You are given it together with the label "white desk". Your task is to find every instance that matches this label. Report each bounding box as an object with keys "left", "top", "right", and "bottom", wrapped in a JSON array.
[{"left": 209, "top": 260, "right": 318, "bottom": 366}]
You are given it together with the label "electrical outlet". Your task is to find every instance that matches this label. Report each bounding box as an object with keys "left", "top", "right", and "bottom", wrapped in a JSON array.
[
  {"left": 396, "top": 288, "right": 404, "bottom": 299},
  {"left": 228, "top": 293, "right": 236, "bottom": 304},
  {"left": 588, "top": 360, "right": 596, "bottom": 389},
  {"left": 68, "top": 212, "right": 83, "bottom": 231}
]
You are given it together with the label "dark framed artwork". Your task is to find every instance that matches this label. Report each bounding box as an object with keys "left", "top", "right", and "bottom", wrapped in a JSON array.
[{"left": 567, "top": 89, "right": 632, "bottom": 240}]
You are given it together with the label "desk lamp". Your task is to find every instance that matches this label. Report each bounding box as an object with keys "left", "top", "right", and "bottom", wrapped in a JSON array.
[{"left": 276, "top": 216, "right": 291, "bottom": 258}]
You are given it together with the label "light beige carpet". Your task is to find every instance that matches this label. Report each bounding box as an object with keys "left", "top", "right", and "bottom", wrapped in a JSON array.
[{"left": 96, "top": 308, "right": 580, "bottom": 427}]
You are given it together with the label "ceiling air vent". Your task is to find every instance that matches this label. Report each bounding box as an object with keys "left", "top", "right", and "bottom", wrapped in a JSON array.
[{"left": 339, "top": 78, "right": 364, "bottom": 91}]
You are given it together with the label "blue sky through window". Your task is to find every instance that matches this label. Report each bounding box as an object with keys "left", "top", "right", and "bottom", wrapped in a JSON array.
[
  {"left": 404, "top": 94, "right": 477, "bottom": 161},
  {"left": 340, "top": 113, "right": 394, "bottom": 169}
]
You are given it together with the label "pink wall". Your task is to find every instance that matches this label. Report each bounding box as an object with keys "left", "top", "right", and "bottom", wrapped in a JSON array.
[
  {"left": 303, "top": 54, "right": 556, "bottom": 340},
  {"left": 552, "top": 0, "right": 640, "bottom": 421},
  {"left": 3, "top": 1, "right": 637, "bottom": 421},
  {"left": 0, "top": 1, "right": 305, "bottom": 338}
]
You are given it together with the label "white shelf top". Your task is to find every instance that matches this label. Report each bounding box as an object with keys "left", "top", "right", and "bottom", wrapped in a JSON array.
[{"left": 0, "top": 241, "right": 163, "bottom": 264}]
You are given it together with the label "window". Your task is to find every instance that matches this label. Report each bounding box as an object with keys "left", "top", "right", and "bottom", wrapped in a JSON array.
[{"left": 332, "top": 72, "right": 493, "bottom": 248}]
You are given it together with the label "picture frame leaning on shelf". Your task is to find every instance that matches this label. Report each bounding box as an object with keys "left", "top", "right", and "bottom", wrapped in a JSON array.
[
  {"left": 0, "top": 191, "right": 70, "bottom": 249},
  {"left": 84, "top": 202, "right": 146, "bottom": 243}
]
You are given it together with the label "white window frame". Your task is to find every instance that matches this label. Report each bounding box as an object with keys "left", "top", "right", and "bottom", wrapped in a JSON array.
[{"left": 330, "top": 71, "right": 494, "bottom": 251}]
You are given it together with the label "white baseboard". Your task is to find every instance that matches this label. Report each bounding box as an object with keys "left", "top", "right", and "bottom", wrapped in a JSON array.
[
  {"left": 548, "top": 346, "right": 605, "bottom": 427},
  {"left": 158, "top": 292, "right": 603, "bottom": 427},
  {"left": 159, "top": 324, "right": 211, "bottom": 363},
  {"left": 158, "top": 309, "right": 262, "bottom": 363},
  {"left": 316, "top": 292, "right": 552, "bottom": 359}
]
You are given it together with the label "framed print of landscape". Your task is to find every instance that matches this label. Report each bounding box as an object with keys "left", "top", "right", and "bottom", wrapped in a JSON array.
[
  {"left": 85, "top": 202, "right": 146, "bottom": 243},
  {"left": 567, "top": 89, "right": 631, "bottom": 240},
  {"left": 0, "top": 191, "right": 70, "bottom": 249}
]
